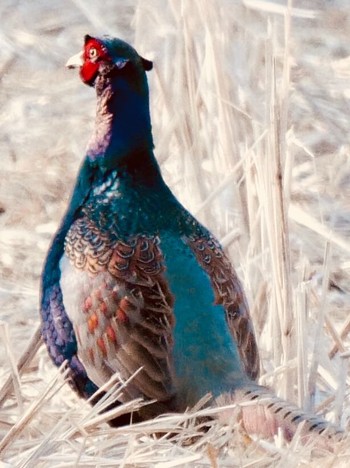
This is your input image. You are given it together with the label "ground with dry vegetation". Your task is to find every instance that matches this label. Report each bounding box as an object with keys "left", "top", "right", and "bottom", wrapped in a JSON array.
[{"left": 1, "top": 0, "right": 350, "bottom": 466}]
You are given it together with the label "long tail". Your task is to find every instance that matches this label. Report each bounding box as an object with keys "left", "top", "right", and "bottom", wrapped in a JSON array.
[{"left": 215, "top": 383, "right": 344, "bottom": 444}]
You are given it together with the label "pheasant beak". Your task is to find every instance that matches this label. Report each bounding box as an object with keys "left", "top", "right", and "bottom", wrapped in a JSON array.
[{"left": 66, "top": 51, "right": 84, "bottom": 69}]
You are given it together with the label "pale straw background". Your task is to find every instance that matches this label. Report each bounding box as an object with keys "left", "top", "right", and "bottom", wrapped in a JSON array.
[{"left": 1, "top": 0, "right": 350, "bottom": 465}]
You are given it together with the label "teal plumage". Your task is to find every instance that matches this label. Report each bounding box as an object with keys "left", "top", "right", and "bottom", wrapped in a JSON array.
[{"left": 40, "top": 35, "right": 342, "bottom": 440}]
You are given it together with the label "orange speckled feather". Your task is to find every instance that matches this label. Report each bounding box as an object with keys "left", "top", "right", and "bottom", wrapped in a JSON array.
[{"left": 61, "top": 216, "right": 176, "bottom": 413}]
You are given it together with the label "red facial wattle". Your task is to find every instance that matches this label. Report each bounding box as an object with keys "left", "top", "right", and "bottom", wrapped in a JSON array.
[{"left": 80, "top": 38, "right": 111, "bottom": 85}]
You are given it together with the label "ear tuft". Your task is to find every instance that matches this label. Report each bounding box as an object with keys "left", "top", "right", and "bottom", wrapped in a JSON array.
[
  {"left": 141, "top": 57, "right": 153, "bottom": 71},
  {"left": 84, "top": 34, "right": 94, "bottom": 44}
]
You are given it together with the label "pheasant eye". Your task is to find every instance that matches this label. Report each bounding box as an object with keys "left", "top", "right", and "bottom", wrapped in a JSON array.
[{"left": 89, "top": 48, "right": 98, "bottom": 59}]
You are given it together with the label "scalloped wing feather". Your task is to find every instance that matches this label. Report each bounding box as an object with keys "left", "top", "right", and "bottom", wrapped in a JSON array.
[
  {"left": 60, "top": 215, "right": 176, "bottom": 404},
  {"left": 185, "top": 234, "right": 259, "bottom": 381}
]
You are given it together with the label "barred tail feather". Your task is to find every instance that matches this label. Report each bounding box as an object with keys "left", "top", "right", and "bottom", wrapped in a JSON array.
[{"left": 215, "top": 384, "right": 344, "bottom": 444}]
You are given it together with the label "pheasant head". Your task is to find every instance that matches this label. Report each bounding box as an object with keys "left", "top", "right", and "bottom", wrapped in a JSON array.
[
  {"left": 65, "top": 35, "right": 155, "bottom": 168},
  {"left": 66, "top": 35, "right": 153, "bottom": 88}
]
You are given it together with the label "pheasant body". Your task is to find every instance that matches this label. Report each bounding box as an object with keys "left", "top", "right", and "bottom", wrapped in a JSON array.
[
  {"left": 40, "top": 35, "right": 342, "bottom": 440},
  {"left": 56, "top": 162, "right": 254, "bottom": 410}
]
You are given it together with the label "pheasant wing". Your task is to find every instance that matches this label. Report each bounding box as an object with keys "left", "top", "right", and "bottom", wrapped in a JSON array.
[
  {"left": 60, "top": 215, "right": 176, "bottom": 406},
  {"left": 186, "top": 232, "right": 259, "bottom": 381}
]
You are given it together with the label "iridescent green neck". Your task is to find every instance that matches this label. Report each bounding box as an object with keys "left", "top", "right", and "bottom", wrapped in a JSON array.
[{"left": 87, "top": 73, "right": 154, "bottom": 170}]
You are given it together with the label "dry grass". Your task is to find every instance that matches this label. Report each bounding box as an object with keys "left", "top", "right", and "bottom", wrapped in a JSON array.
[{"left": 1, "top": 0, "right": 350, "bottom": 465}]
